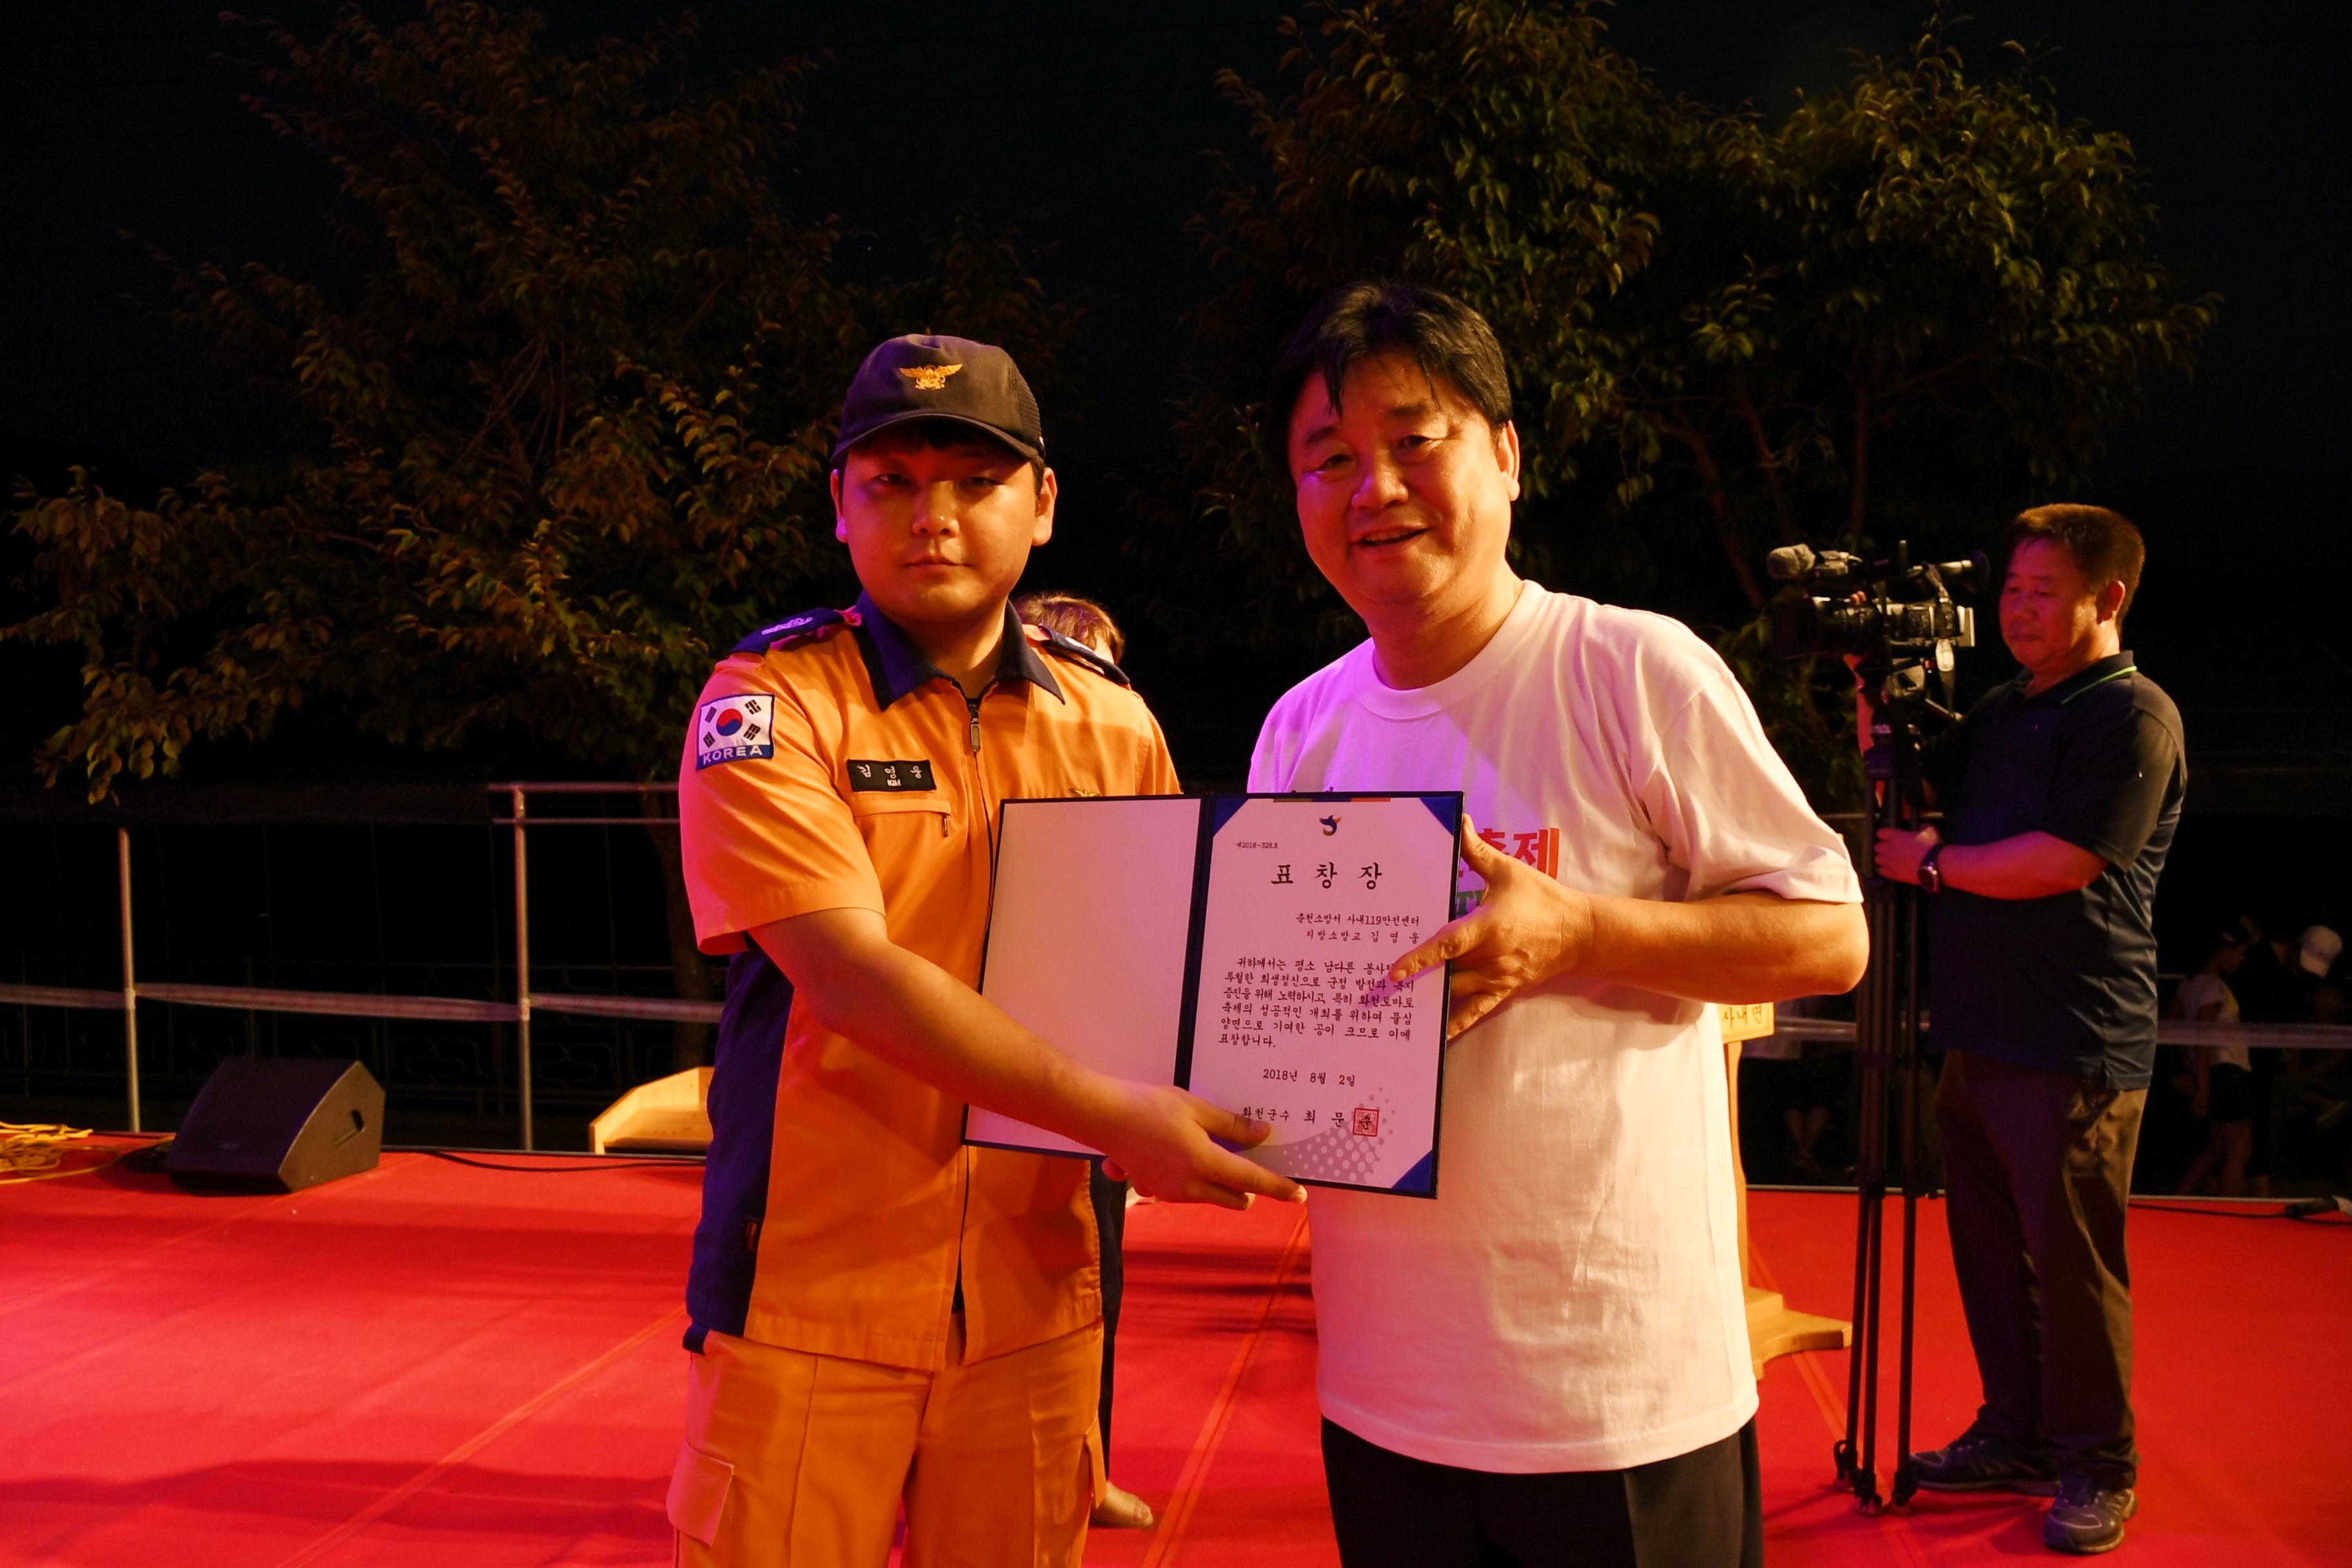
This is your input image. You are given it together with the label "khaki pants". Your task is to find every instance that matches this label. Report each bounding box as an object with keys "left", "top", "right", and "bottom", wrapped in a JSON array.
[{"left": 669, "top": 1317, "right": 1101, "bottom": 1567}]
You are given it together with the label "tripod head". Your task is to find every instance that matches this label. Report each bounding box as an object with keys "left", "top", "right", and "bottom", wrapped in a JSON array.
[{"left": 1859, "top": 663, "right": 1946, "bottom": 832}]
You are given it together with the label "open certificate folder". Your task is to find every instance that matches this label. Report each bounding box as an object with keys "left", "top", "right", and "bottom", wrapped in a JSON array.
[{"left": 968, "top": 792, "right": 1462, "bottom": 1197}]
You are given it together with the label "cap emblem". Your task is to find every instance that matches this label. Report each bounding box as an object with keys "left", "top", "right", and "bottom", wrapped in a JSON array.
[{"left": 897, "top": 362, "right": 963, "bottom": 392}]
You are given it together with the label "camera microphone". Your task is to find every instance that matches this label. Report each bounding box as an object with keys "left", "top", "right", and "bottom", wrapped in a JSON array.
[
  {"left": 1927, "top": 553, "right": 1992, "bottom": 596},
  {"left": 1766, "top": 544, "right": 1863, "bottom": 582}
]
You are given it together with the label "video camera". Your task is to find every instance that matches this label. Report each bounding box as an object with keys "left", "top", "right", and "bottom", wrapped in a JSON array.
[
  {"left": 1767, "top": 539, "right": 1989, "bottom": 794},
  {"left": 1765, "top": 542, "right": 1987, "bottom": 667}
]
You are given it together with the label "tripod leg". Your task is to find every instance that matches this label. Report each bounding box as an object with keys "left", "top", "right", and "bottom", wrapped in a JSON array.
[
  {"left": 1836, "top": 1170, "right": 1871, "bottom": 1483},
  {"left": 1894, "top": 1182, "right": 1921, "bottom": 1508},
  {"left": 1840, "top": 876, "right": 1899, "bottom": 1509},
  {"left": 1891, "top": 894, "right": 1926, "bottom": 1509},
  {"left": 1838, "top": 1026, "right": 1888, "bottom": 1500},
  {"left": 1857, "top": 1181, "right": 1885, "bottom": 1513}
]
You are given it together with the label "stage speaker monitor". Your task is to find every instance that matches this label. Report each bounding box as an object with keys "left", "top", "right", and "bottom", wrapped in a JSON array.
[{"left": 164, "top": 1057, "right": 386, "bottom": 1194}]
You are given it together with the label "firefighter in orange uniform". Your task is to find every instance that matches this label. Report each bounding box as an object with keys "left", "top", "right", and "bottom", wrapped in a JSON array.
[{"left": 667, "top": 334, "right": 1304, "bottom": 1567}]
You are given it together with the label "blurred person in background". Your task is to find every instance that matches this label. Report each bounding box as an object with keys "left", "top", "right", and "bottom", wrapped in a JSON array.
[
  {"left": 2295, "top": 925, "right": 2342, "bottom": 994},
  {"left": 2173, "top": 919, "right": 2255, "bottom": 1196},
  {"left": 2280, "top": 926, "right": 2351, "bottom": 1168},
  {"left": 2227, "top": 913, "right": 2304, "bottom": 1195},
  {"left": 1013, "top": 590, "right": 1155, "bottom": 1533},
  {"left": 1738, "top": 1008, "right": 1845, "bottom": 1182}
]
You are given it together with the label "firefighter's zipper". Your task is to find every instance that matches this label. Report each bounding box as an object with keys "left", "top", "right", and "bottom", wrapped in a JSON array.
[
  {"left": 963, "top": 685, "right": 1004, "bottom": 863},
  {"left": 950, "top": 680, "right": 991, "bottom": 1317},
  {"left": 931, "top": 691, "right": 977, "bottom": 834}
]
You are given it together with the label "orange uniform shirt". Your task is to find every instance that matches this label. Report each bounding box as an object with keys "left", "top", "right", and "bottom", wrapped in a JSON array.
[{"left": 676, "top": 594, "right": 1181, "bottom": 1371}]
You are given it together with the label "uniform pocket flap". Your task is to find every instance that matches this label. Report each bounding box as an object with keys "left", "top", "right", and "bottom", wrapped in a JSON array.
[
  {"left": 847, "top": 792, "right": 951, "bottom": 821},
  {"left": 847, "top": 791, "right": 948, "bottom": 814},
  {"left": 666, "top": 1440, "right": 734, "bottom": 1546}
]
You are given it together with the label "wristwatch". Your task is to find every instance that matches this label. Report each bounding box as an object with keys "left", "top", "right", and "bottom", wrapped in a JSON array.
[{"left": 1916, "top": 843, "right": 1945, "bottom": 894}]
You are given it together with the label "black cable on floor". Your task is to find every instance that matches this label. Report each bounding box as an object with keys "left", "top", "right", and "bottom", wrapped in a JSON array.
[
  {"left": 2127, "top": 1197, "right": 2349, "bottom": 1223},
  {"left": 122, "top": 1137, "right": 176, "bottom": 1173},
  {"left": 411, "top": 1147, "right": 704, "bottom": 1173}
]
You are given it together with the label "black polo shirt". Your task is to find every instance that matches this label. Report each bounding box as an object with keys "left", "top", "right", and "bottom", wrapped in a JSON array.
[{"left": 1925, "top": 651, "right": 2186, "bottom": 1088}]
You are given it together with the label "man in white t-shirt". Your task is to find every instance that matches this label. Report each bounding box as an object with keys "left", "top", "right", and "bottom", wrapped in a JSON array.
[{"left": 1250, "top": 281, "right": 1868, "bottom": 1567}]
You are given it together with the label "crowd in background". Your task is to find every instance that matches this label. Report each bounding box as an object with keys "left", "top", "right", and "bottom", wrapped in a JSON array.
[{"left": 1738, "top": 917, "right": 2349, "bottom": 1197}]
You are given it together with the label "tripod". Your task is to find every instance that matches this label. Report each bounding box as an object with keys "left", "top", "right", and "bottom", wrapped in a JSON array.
[{"left": 1832, "top": 668, "right": 1939, "bottom": 1514}]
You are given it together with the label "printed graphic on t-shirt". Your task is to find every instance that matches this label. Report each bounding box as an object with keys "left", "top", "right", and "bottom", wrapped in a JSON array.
[
  {"left": 1453, "top": 824, "right": 1560, "bottom": 916},
  {"left": 1484, "top": 825, "right": 1561, "bottom": 875},
  {"left": 696, "top": 693, "right": 776, "bottom": 769}
]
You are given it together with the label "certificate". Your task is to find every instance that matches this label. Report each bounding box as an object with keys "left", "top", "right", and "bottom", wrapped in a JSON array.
[{"left": 968, "top": 792, "right": 1460, "bottom": 1197}]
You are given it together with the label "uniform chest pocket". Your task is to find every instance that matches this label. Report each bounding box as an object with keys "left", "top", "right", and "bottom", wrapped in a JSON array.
[{"left": 848, "top": 791, "right": 954, "bottom": 840}]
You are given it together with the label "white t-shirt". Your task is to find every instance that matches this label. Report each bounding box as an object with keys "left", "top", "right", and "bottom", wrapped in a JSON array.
[
  {"left": 1248, "top": 580, "right": 1861, "bottom": 1473},
  {"left": 2175, "top": 972, "right": 2247, "bottom": 1070}
]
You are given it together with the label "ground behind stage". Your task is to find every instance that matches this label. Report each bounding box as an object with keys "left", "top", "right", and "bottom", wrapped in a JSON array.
[{"left": 3, "top": 1146, "right": 2347, "bottom": 1567}]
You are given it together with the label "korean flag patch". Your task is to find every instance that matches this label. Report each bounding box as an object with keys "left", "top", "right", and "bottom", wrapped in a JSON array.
[{"left": 696, "top": 692, "right": 778, "bottom": 769}]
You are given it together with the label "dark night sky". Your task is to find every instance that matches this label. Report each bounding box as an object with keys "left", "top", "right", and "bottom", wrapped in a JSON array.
[
  {"left": 4, "top": 1, "right": 2349, "bottom": 763},
  {"left": 6, "top": 2, "right": 2346, "bottom": 473}
]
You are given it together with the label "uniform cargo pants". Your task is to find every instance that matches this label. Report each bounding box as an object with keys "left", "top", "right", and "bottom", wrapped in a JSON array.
[{"left": 669, "top": 1317, "right": 1101, "bottom": 1567}]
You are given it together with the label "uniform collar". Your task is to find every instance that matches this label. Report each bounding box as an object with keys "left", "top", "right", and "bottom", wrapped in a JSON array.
[
  {"left": 852, "top": 592, "right": 1065, "bottom": 709},
  {"left": 2015, "top": 649, "right": 2137, "bottom": 705}
]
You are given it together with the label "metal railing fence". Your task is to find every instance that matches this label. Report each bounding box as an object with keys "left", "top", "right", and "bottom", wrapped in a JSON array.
[
  {"left": 0, "top": 784, "right": 719, "bottom": 1149},
  {"left": 5, "top": 789, "right": 2348, "bottom": 1149}
]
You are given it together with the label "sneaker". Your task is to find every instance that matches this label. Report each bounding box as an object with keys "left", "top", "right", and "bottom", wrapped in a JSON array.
[
  {"left": 1908, "top": 1426, "right": 2060, "bottom": 1494},
  {"left": 2042, "top": 1475, "right": 2137, "bottom": 1554}
]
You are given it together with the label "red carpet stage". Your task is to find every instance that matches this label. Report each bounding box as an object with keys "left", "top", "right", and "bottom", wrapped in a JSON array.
[{"left": 3, "top": 1145, "right": 2346, "bottom": 1565}]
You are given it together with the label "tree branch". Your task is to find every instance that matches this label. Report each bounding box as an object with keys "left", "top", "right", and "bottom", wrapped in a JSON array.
[
  {"left": 1663, "top": 418, "right": 1767, "bottom": 608},
  {"left": 1844, "top": 373, "right": 1871, "bottom": 542},
  {"left": 1733, "top": 390, "right": 1796, "bottom": 545}
]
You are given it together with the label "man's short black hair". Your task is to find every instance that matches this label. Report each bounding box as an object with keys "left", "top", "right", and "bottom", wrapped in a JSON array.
[
  {"left": 1266, "top": 280, "right": 1515, "bottom": 470},
  {"left": 2003, "top": 504, "right": 2146, "bottom": 622}
]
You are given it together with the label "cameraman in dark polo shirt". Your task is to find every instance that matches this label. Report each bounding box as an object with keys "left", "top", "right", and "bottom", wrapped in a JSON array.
[{"left": 1866, "top": 505, "right": 2185, "bottom": 1557}]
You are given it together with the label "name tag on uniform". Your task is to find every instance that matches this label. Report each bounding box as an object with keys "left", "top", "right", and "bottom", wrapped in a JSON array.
[
  {"left": 696, "top": 693, "right": 776, "bottom": 769},
  {"left": 847, "top": 758, "right": 937, "bottom": 792}
]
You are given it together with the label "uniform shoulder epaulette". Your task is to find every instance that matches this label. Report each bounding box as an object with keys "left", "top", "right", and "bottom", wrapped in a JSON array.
[
  {"left": 732, "top": 607, "right": 854, "bottom": 657},
  {"left": 1034, "top": 626, "right": 1133, "bottom": 688}
]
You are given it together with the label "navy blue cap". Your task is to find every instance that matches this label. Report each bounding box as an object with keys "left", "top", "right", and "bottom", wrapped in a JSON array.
[{"left": 832, "top": 333, "right": 1044, "bottom": 465}]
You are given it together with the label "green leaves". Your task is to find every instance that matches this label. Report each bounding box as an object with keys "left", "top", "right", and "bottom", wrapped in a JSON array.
[
  {"left": 1151, "top": 0, "right": 1667, "bottom": 649},
  {"left": 7, "top": 2, "right": 1079, "bottom": 797},
  {"left": 1164, "top": 1, "right": 2215, "bottom": 804}
]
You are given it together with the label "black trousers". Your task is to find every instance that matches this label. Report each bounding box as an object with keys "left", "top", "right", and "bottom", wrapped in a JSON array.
[
  {"left": 1937, "top": 1049, "right": 2145, "bottom": 1486},
  {"left": 1321, "top": 1416, "right": 1763, "bottom": 1568},
  {"left": 1088, "top": 1157, "right": 1126, "bottom": 1458}
]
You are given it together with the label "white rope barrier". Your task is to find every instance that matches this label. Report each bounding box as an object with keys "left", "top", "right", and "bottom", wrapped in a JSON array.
[
  {"left": 529, "top": 992, "right": 723, "bottom": 1024},
  {"left": 0, "top": 984, "right": 126, "bottom": 1012},
  {"left": 1770, "top": 1016, "right": 2352, "bottom": 1052},
  {"left": 133, "top": 982, "right": 519, "bottom": 1024},
  {"left": 0, "top": 981, "right": 720, "bottom": 1026}
]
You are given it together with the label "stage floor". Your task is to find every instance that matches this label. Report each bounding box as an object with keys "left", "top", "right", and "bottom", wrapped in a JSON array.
[{"left": 2, "top": 1146, "right": 2346, "bottom": 1565}]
